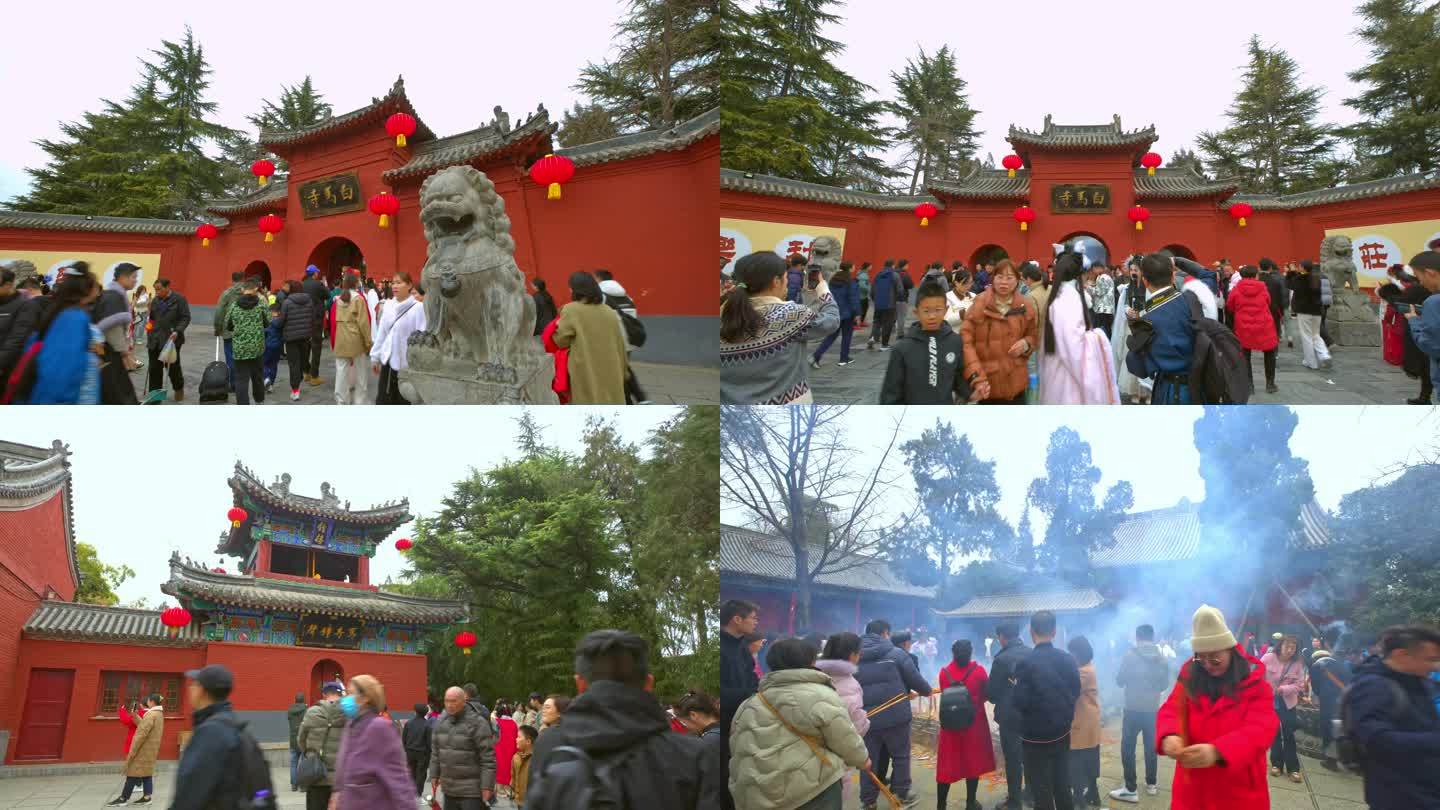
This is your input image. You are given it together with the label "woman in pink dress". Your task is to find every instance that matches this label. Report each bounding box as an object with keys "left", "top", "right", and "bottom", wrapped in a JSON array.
[
  {"left": 935, "top": 639, "right": 996, "bottom": 810},
  {"left": 494, "top": 700, "right": 519, "bottom": 796},
  {"left": 1040, "top": 246, "right": 1119, "bottom": 405}
]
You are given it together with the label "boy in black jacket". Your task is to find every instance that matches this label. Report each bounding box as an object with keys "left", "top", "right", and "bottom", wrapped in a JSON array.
[
  {"left": 1011, "top": 610, "right": 1082, "bottom": 810},
  {"left": 880, "top": 281, "right": 975, "bottom": 404}
]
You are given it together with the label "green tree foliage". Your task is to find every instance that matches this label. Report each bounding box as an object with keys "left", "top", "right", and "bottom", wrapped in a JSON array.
[
  {"left": 557, "top": 102, "right": 621, "bottom": 148},
  {"left": 1196, "top": 36, "right": 1336, "bottom": 195},
  {"left": 1341, "top": 0, "right": 1440, "bottom": 178},
  {"left": 1025, "top": 428, "right": 1133, "bottom": 583},
  {"left": 1168, "top": 147, "right": 1207, "bottom": 178},
  {"left": 399, "top": 411, "right": 718, "bottom": 704},
  {"left": 1331, "top": 461, "right": 1440, "bottom": 632},
  {"left": 1191, "top": 407, "right": 1314, "bottom": 585},
  {"left": 219, "top": 76, "right": 334, "bottom": 193},
  {"left": 888, "top": 45, "right": 980, "bottom": 194},
  {"left": 73, "top": 542, "right": 135, "bottom": 606},
  {"left": 810, "top": 74, "right": 902, "bottom": 192},
  {"left": 576, "top": 0, "right": 718, "bottom": 132}
]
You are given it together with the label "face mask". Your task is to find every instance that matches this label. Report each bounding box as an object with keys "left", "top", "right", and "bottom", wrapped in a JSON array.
[{"left": 339, "top": 695, "right": 359, "bottom": 719}]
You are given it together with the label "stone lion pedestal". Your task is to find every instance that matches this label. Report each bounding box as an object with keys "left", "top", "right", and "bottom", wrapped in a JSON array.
[
  {"left": 1321, "top": 234, "right": 1380, "bottom": 348},
  {"left": 400, "top": 343, "right": 554, "bottom": 405}
]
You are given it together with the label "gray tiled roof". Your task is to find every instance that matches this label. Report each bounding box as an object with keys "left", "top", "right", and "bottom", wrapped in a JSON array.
[
  {"left": 720, "top": 525, "right": 934, "bottom": 598},
  {"left": 205, "top": 178, "right": 288, "bottom": 217},
  {"left": 720, "top": 169, "right": 940, "bottom": 211},
  {"left": 0, "top": 210, "right": 205, "bottom": 235},
  {"left": 558, "top": 108, "right": 719, "bottom": 168},
  {"left": 1008, "top": 115, "right": 1157, "bottom": 151},
  {"left": 162, "top": 555, "right": 467, "bottom": 624},
  {"left": 934, "top": 588, "right": 1105, "bottom": 618},
  {"left": 229, "top": 462, "right": 411, "bottom": 526},
  {"left": 927, "top": 166, "right": 1030, "bottom": 200},
  {"left": 24, "top": 600, "right": 203, "bottom": 647},
  {"left": 259, "top": 76, "right": 436, "bottom": 150},
  {"left": 1227, "top": 172, "right": 1440, "bottom": 211},
  {"left": 1090, "top": 499, "right": 1331, "bottom": 569},
  {"left": 1134, "top": 168, "right": 1239, "bottom": 200},
  {"left": 382, "top": 111, "right": 556, "bottom": 183},
  {"left": 0, "top": 441, "right": 79, "bottom": 593}
]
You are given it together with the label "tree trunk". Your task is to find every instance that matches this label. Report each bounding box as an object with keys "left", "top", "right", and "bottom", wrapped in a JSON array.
[
  {"left": 696, "top": 608, "right": 708, "bottom": 647},
  {"left": 794, "top": 541, "right": 812, "bottom": 631},
  {"left": 909, "top": 141, "right": 928, "bottom": 195}
]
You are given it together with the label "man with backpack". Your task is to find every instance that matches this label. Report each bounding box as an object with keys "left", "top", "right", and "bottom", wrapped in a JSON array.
[
  {"left": 214, "top": 271, "right": 247, "bottom": 392},
  {"left": 1108, "top": 624, "right": 1169, "bottom": 804},
  {"left": 526, "top": 629, "right": 715, "bottom": 809},
  {"left": 1310, "top": 649, "right": 1350, "bottom": 771},
  {"left": 988, "top": 620, "right": 1032, "bottom": 810},
  {"left": 297, "top": 682, "right": 346, "bottom": 810},
  {"left": 1343, "top": 624, "right": 1440, "bottom": 810},
  {"left": 431, "top": 685, "right": 497, "bottom": 809},
  {"left": 1126, "top": 253, "right": 1197, "bottom": 405},
  {"left": 855, "top": 619, "right": 931, "bottom": 810},
  {"left": 171, "top": 664, "right": 276, "bottom": 810}
]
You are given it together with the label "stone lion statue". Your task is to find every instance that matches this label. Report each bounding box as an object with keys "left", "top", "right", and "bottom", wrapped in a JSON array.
[
  {"left": 808, "top": 235, "right": 843, "bottom": 282},
  {"left": 0, "top": 259, "right": 37, "bottom": 286},
  {"left": 409, "top": 166, "right": 535, "bottom": 382},
  {"left": 1320, "top": 234, "right": 1359, "bottom": 294}
]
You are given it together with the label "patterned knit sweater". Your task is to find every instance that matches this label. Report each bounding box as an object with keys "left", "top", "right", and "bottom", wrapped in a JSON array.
[{"left": 721, "top": 294, "right": 839, "bottom": 404}]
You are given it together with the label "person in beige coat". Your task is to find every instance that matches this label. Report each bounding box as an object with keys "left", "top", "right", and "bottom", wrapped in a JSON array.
[
  {"left": 729, "top": 639, "right": 871, "bottom": 810},
  {"left": 1068, "top": 637, "right": 1102, "bottom": 808},
  {"left": 109, "top": 694, "right": 164, "bottom": 805},
  {"left": 329, "top": 273, "right": 372, "bottom": 405},
  {"left": 552, "top": 272, "right": 628, "bottom": 405}
]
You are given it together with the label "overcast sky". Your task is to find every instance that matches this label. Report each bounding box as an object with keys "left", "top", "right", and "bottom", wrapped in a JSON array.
[
  {"left": 802, "top": 0, "right": 1370, "bottom": 174},
  {"left": 722, "top": 406, "right": 1439, "bottom": 542},
  {"left": 0, "top": 0, "right": 631, "bottom": 202},
  {"left": 6, "top": 406, "right": 677, "bottom": 605}
]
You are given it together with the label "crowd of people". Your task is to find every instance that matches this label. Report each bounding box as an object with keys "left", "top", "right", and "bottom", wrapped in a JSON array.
[
  {"left": 721, "top": 597, "right": 1440, "bottom": 810},
  {"left": 719, "top": 242, "right": 1440, "bottom": 406},
  {"left": 0, "top": 259, "right": 652, "bottom": 405}
]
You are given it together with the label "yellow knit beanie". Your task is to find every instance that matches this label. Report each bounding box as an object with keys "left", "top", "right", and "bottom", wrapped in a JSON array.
[{"left": 1191, "top": 604, "right": 1237, "bottom": 654}]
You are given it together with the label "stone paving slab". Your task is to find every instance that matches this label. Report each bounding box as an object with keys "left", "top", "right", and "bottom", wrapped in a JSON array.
[{"left": 808, "top": 319, "right": 1419, "bottom": 406}]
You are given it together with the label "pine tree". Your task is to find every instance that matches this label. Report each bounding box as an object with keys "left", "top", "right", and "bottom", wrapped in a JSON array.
[
  {"left": 1341, "top": 0, "right": 1440, "bottom": 178},
  {"left": 811, "top": 74, "right": 901, "bottom": 192},
  {"left": 1169, "top": 147, "right": 1207, "bottom": 178},
  {"left": 143, "top": 27, "right": 241, "bottom": 217},
  {"left": 1196, "top": 37, "right": 1337, "bottom": 195},
  {"left": 576, "top": 0, "right": 717, "bottom": 132},
  {"left": 557, "top": 102, "right": 621, "bottom": 147},
  {"left": 1025, "top": 427, "right": 1134, "bottom": 584},
  {"left": 219, "top": 76, "right": 334, "bottom": 193},
  {"left": 889, "top": 45, "right": 981, "bottom": 193}
]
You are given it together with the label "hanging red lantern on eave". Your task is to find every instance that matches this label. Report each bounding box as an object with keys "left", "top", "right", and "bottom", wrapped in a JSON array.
[
  {"left": 196, "top": 222, "right": 218, "bottom": 248},
  {"left": 386, "top": 113, "right": 417, "bottom": 148},
  {"left": 212, "top": 567, "right": 227, "bottom": 574},
  {"left": 1141, "top": 152, "right": 1163, "bottom": 176},
  {"left": 160, "top": 606, "right": 191, "bottom": 637},
  {"left": 368, "top": 192, "right": 400, "bottom": 228},
  {"left": 395, "top": 537, "right": 413, "bottom": 553},
  {"left": 914, "top": 202, "right": 938, "bottom": 228},
  {"left": 529, "top": 154, "right": 576, "bottom": 200},
  {"left": 1002, "top": 154, "right": 1023, "bottom": 178},
  {"left": 227, "top": 506, "right": 248, "bottom": 528},
  {"left": 1128, "top": 205, "right": 1152, "bottom": 231},
  {"left": 251, "top": 159, "right": 275, "bottom": 187},
  {"left": 258, "top": 214, "right": 283, "bottom": 243},
  {"left": 1013, "top": 205, "right": 1036, "bottom": 232},
  {"left": 1230, "top": 202, "right": 1254, "bottom": 228},
  {"left": 454, "top": 630, "right": 477, "bottom": 655}
]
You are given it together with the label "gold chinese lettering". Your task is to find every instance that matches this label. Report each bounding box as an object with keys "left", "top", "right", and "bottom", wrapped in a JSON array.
[
  {"left": 1059, "top": 191, "right": 1072, "bottom": 207},
  {"left": 323, "top": 185, "right": 336, "bottom": 204},
  {"left": 306, "top": 623, "right": 319, "bottom": 634},
  {"left": 306, "top": 189, "right": 320, "bottom": 208},
  {"left": 339, "top": 183, "right": 354, "bottom": 202},
  {"left": 347, "top": 627, "right": 358, "bottom": 638},
  {"left": 1093, "top": 191, "right": 1106, "bottom": 206},
  {"left": 321, "top": 626, "right": 333, "bottom": 638},
  {"left": 1077, "top": 190, "right": 1088, "bottom": 205}
]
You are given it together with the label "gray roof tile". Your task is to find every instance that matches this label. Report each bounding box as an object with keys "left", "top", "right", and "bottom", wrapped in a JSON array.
[
  {"left": 24, "top": 600, "right": 204, "bottom": 647},
  {"left": 0, "top": 441, "right": 79, "bottom": 591},
  {"left": 1091, "top": 499, "right": 1330, "bottom": 568},
  {"left": 720, "top": 525, "right": 934, "bottom": 598},
  {"left": 1008, "top": 115, "right": 1157, "bottom": 151},
  {"left": 934, "top": 588, "right": 1105, "bottom": 618},
  {"left": 558, "top": 108, "right": 719, "bottom": 168},
  {"left": 1228, "top": 172, "right": 1440, "bottom": 211},
  {"left": 1134, "top": 168, "right": 1239, "bottom": 200},
  {"left": 382, "top": 112, "right": 555, "bottom": 183},
  {"left": 259, "top": 76, "right": 436, "bottom": 150},
  {"left": 927, "top": 166, "right": 1029, "bottom": 200},
  {"left": 720, "top": 169, "right": 939, "bottom": 211},
  {"left": 0, "top": 210, "right": 204, "bottom": 235},
  {"left": 229, "top": 462, "right": 411, "bottom": 526},
  {"left": 205, "top": 179, "right": 288, "bottom": 217}
]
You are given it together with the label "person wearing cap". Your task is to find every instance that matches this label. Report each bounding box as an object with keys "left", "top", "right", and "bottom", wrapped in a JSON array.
[
  {"left": 302, "top": 267, "right": 329, "bottom": 386},
  {"left": 1156, "top": 605, "right": 1278, "bottom": 810},
  {"left": 1308, "top": 648, "right": 1349, "bottom": 771},
  {"left": 172, "top": 665, "right": 247, "bottom": 810},
  {"left": 144, "top": 278, "right": 190, "bottom": 401},
  {"left": 1402, "top": 251, "right": 1440, "bottom": 404},
  {"left": 297, "top": 681, "right": 347, "bottom": 810}
]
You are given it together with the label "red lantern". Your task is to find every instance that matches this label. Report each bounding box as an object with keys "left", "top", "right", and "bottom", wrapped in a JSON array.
[
  {"left": 212, "top": 567, "right": 227, "bottom": 574},
  {"left": 258, "top": 214, "right": 283, "bottom": 243},
  {"left": 386, "top": 113, "right": 417, "bottom": 148},
  {"left": 1002, "top": 154, "right": 1024, "bottom": 178},
  {"left": 454, "top": 630, "right": 478, "bottom": 656},
  {"left": 160, "top": 606, "right": 191, "bottom": 637},
  {"left": 1128, "top": 205, "right": 1151, "bottom": 231},
  {"left": 251, "top": 159, "right": 275, "bottom": 187},
  {"left": 1230, "top": 202, "right": 1254, "bottom": 228},
  {"left": 1141, "top": 152, "right": 1163, "bottom": 176},
  {"left": 227, "top": 506, "right": 248, "bottom": 527},
  {"left": 1013, "top": 205, "right": 1036, "bottom": 232},
  {"left": 914, "top": 202, "right": 938, "bottom": 228},
  {"left": 529, "top": 154, "right": 576, "bottom": 201},
  {"left": 368, "top": 192, "right": 400, "bottom": 228},
  {"left": 395, "top": 537, "right": 413, "bottom": 553},
  {"left": 195, "top": 222, "right": 218, "bottom": 248}
]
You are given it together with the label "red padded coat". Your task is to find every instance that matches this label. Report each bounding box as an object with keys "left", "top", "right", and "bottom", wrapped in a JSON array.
[
  {"left": 1226, "top": 278, "right": 1279, "bottom": 352},
  {"left": 934, "top": 659, "right": 997, "bottom": 783}
]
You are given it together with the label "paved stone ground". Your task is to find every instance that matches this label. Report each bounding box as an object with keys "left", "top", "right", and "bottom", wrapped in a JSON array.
[
  {"left": 808, "top": 318, "right": 1419, "bottom": 406},
  {"left": 128, "top": 332, "right": 717, "bottom": 405},
  {"left": 0, "top": 765, "right": 522, "bottom": 810}
]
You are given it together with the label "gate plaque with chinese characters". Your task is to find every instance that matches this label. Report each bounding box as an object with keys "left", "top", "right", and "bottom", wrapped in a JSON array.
[
  {"left": 297, "top": 614, "right": 364, "bottom": 649},
  {"left": 298, "top": 173, "right": 364, "bottom": 219},
  {"left": 1050, "top": 184, "right": 1111, "bottom": 214}
]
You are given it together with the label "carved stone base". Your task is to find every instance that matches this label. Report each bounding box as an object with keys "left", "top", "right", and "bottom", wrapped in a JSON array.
[
  {"left": 399, "top": 343, "right": 556, "bottom": 404},
  {"left": 1331, "top": 320, "right": 1380, "bottom": 347},
  {"left": 1326, "top": 292, "right": 1380, "bottom": 347}
]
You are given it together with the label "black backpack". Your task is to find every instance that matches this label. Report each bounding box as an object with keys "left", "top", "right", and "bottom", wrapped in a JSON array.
[
  {"left": 1334, "top": 675, "right": 1413, "bottom": 775},
  {"left": 1183, "top": 291, "right": 1252, "bottom": 404},
  {"left": 527, "top": 742, "right": 639, "bottom": 810},
  {"left": 216, "top": 715, "right": 279, "bottom": 810},
  {"left": 939, "top": 663, "right": 977, "bottom": 731}
]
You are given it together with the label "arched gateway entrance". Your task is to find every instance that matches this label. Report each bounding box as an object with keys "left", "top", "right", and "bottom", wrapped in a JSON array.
[
  {"left": 243, "top": 260, "right": 271, "bottom": 291},
  {"left": 307, "top": 237, "right": 364, "bottom": 287},
  {"left": 311, "top": 658, "right": 344, "bottom": 704},
  {"left": 1059, "top": 232, "right": 1110, "bottom": 266}
]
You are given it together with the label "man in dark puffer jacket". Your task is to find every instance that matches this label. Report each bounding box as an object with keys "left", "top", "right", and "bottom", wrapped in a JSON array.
[
  {"left": 1011, "top": 610, "right": 1081, "bottom": 810},
  {"left": 429, "top": 686, "right": 496, "bottom": 808},
  {"left": 989, "top": 621, "right": 1032, "bottom": 810},
  {"left": 855, "top": 619, "right": 932, "bottom": 810}
]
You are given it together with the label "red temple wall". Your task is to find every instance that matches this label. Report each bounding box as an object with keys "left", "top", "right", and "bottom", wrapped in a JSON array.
[
  {"left": 720, "top": 581, "right": 932, "bottom": 637},
  {"left": 206, "top": 642, "right": 429, "bottom": 712},
  {"left": 0, "top": 491, "right": 75, "bottom": 604}
]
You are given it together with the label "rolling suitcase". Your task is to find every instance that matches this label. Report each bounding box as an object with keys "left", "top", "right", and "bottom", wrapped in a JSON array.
[{"left": 199, "top": 337, "right": 230, "bottom": 403}]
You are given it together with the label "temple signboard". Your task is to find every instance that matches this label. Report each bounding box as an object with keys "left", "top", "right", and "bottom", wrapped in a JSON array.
[
  {"left": 297, "top": 614, "right": 364, "bottom": 649},
  {"left": 1051, "top": 184, "right": 1110, "bottom": 214},
  {"left": 298, "top": 173, "right": 364, "bottom": 219}
]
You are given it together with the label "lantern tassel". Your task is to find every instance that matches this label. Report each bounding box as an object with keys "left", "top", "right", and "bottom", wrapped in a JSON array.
[
  {"left": 258, "top": 176, "right": 268, "bottom": 187},
  {"left": 264, "top": 233, "right": 274, "bottom": 243},
  {"left": 379, "top": 214, "right": 389, "bottom": 228},
  {"left": 396, "top": 134, "right": 407, "bottom": 148},
  {"left": 1136, "top": 222, "right": 1144, "bottom": 231},
  {"left": 548, "top": 183, "right": 562, "bottom": 201},
  {"left": 202, "top": 238, "right": 210, "bottom": 247},
  {"left": 1020, "top": 222, "right": 1028, "bottom": 232},
  {"left": 1240, "top": 218, "right": 1248, "bottom": 228},
  {"left": 462, "top": 648, "right": 472, "bottom": 656},
  {"left": 1007, "top": 169, "right": 1016, "bottom": 178},
  {"left": 1148, "top": 167, "right": 1156, "bottom": 176},
  {"left": 921, "top": 217, "right": 929, "bottom": 227}
]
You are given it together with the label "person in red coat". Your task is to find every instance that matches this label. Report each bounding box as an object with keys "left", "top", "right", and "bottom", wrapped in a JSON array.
[
  {"left": 1226, "top": 266, "right": 1280, "bottom": 394},
  {"left": 1157, "top": 604, "right": 1279, "bottom": 810},
  {"left": 118, "top": 700, "right": 147, "bottom": 754},
  {"left": 935, "top": 639, "right": 997, "bottom": 810},
  {"left": 494, "top": 700, "right": 518, "bottom": 795}
]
